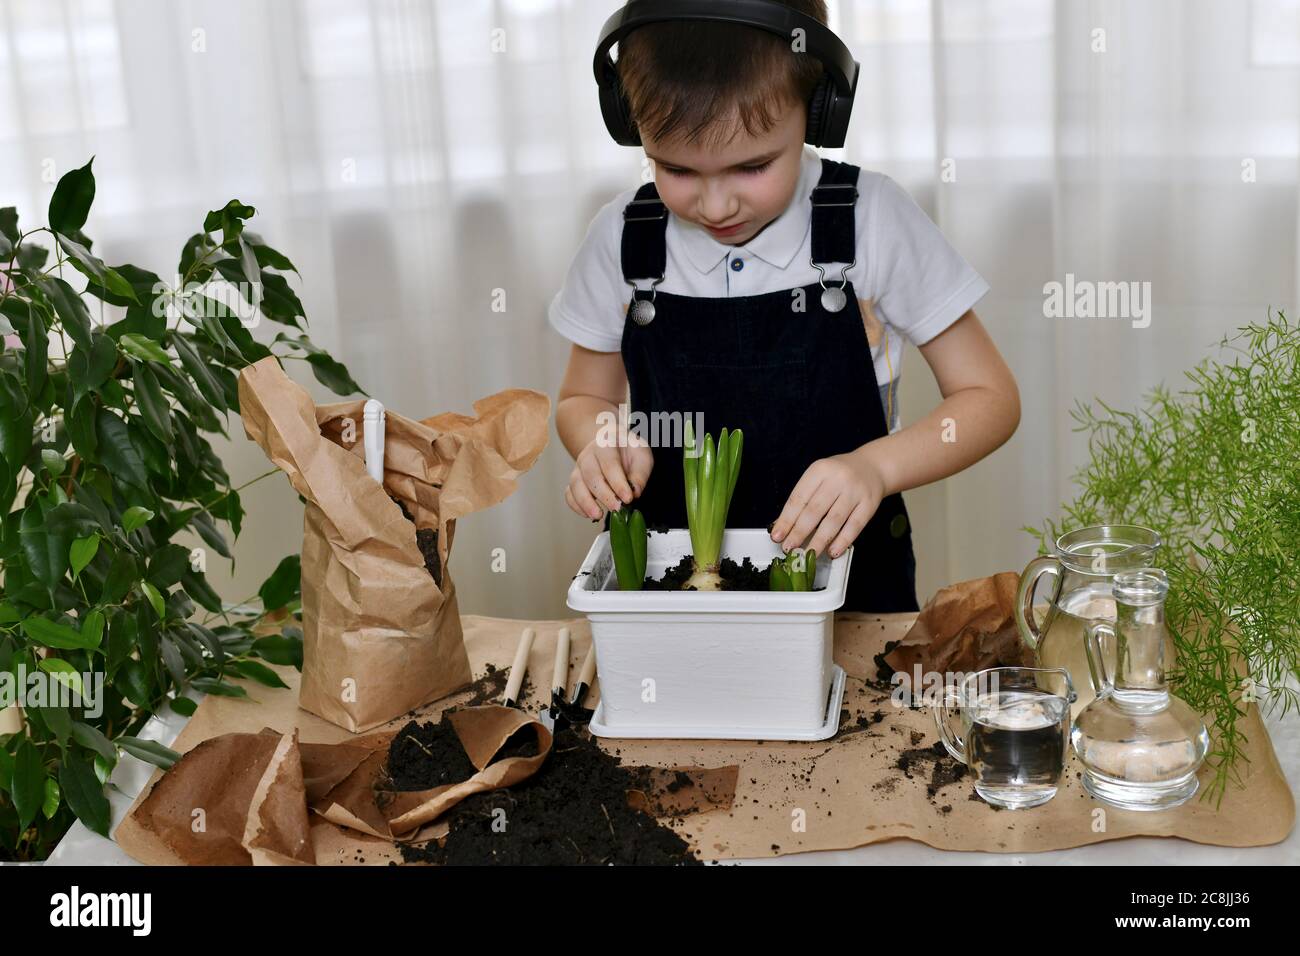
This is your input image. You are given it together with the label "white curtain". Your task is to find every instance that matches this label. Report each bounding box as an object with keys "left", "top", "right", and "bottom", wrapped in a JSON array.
[{"left": 3, "top": 0, "right": 1297, "bottom": 617}]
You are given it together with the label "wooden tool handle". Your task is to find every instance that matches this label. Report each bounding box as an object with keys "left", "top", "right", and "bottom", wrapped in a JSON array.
[
  {"left": 576, "top": 643, "right": 597, "bottom": 688},
  {"left": 503, "top": 627, "right": 535, "bottom": 706},
  {"left": 551, "top": 627, "right": 571, "bottom": 695}
]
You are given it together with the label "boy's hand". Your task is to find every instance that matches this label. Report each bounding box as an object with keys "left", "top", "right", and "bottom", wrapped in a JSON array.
[
  {"left": 565, "top": 431, "right": 654, "bottom": 520},
  {"left": 769, "top": 449, "right": 887, "bottom": 559}
]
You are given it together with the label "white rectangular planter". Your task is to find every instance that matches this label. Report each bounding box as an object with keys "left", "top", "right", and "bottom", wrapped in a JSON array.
[{"left": 566, "top": 528, "right": 852, "bottom": 741}]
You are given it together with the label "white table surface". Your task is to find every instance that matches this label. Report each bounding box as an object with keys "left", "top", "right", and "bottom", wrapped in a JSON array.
[{"left": 44, "top": 693, "right": 1298, "bottom": 866}]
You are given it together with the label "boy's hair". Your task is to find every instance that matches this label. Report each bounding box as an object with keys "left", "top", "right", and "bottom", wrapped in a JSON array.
[{"left": 616, "top": 0, "right": 829, "bottom": 147}]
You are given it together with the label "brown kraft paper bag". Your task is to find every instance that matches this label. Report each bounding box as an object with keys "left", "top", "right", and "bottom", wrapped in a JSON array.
[{"left": 237, "top": 357, "right": 549, "bottom": 733}]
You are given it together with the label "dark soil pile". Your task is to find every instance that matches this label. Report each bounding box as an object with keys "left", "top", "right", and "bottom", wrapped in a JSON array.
[
  {"left": 396, "top": 725, "right": 701, "bottom": 866},
  {"left": 459, "top": 662, "right": 513, "bottom": 707},
  {"left": 383, "top": 714, "right": 476, "bottom": 791},
  {"left": 896, "top": 740, "right": 969, "bottom": 801},
  {"left": 643, "top": 554, "right": 822, "bottom": 592},
  {"left": 874, "top": 638, "right": 902, "bottom": 684},
  {"left": 392, "top": 497, "right": 441, "bottom": 587}
]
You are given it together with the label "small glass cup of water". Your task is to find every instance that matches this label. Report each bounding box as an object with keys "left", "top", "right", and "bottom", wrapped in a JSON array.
[{"left": 932, "top": 666, "right": 1076, "bottom": 810}]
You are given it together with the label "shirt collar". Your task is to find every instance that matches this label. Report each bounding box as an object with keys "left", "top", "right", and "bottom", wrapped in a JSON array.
[{"left": 670, "top": 146, "right": 823, "bottom": 275}]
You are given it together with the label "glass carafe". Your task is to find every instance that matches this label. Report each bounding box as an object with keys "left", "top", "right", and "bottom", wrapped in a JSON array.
[
  {"left": 1015, "top": 525, "right": 1163, "bottom": 716},
  {"left": 1070, "top": 569, "right": 1209, "bottom": 810}
]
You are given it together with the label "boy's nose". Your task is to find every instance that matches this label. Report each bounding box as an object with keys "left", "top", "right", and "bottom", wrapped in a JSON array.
[
  {"left": 698, "top": 183, "right": 739, "bottom": 225},
  {"left": 702, "top": 200, "right": 743, "bottom": 226}
]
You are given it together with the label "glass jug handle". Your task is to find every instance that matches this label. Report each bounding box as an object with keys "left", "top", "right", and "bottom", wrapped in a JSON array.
[
  {"left": 1085, "top": 622, "right": 1116, "bottom": 699},
  {"left": 932, "top": 685, "right": 968, "bottom": 765},
  {"left": 1015, "top": 556, "right": 1060, "bottom": 653}
]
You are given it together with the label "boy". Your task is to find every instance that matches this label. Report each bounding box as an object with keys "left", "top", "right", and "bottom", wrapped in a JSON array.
[{"left": 549, "top": 0, "right": 1020, "bottom": 612}]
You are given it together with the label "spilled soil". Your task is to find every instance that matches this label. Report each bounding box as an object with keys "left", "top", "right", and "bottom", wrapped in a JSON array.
[{"left": 392, "top": 724, "right": 701, "bottom": 866}]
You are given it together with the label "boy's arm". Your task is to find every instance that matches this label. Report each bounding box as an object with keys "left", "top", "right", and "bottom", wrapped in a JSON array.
[
  {"left": 861, "top": 308, "right": 1020, "bottom": 496},
  {"left": 555, "top": 343, "right": 627, "bottom": 459},
  {"left": 557, "top": 343, "right": 655, "bottom": 517},
  {"left": 771, "top": 309, "right": 1020, "bottom": 557}
]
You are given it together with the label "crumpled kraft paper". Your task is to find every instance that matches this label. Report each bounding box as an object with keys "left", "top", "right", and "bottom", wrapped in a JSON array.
[
  {"left": 131, "top": 705, "right": 553, "bottom": 865},
  {"left": 882, "top": 571, "right": 1030, "bottom": 695},
  {"left": 237, "top": 357, "right": 549, "bottom": 732}
]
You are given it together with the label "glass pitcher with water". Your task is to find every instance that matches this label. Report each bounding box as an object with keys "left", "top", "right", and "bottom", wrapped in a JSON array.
[
  {"left": 1071, "top": 568, "right": 1209, "bottom": 810},
  {"left": 1014, "top": 525, "right": 1162, "bottom": 715}
]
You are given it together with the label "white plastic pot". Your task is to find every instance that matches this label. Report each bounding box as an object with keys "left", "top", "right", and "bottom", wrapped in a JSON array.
[{"left": 566, "top": 528, "right": 852, "bottom": 741}]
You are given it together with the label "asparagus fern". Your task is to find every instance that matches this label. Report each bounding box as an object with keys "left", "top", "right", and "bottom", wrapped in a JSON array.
[{"left": 1026, "top": 309, "right": 1300, "bottom": 802}]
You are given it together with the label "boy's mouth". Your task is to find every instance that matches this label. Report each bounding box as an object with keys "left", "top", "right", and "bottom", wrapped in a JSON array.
[{"left": 704, "top": 220, "right": 747, "bottom": 239}]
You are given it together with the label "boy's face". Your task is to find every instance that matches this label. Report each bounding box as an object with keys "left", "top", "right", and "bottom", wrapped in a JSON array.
[{"left": 641, "top": 100, "right": 806, "bottom": 246}]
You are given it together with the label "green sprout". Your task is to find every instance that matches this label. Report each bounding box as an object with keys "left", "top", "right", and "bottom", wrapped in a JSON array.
[
  {"left": 608, "top": 504, "right": 647, "bottom": 591},
  {"left": 770, "top": 548, "right": 817, "bottom": 591},
  {"left": 683, "top": 419, "right": 742, "bottom": 591}
]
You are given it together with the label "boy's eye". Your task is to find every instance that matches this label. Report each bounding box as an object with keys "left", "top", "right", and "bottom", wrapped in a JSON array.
[{"left": 656, "top": 161, "right": 772, "bottom": 177}]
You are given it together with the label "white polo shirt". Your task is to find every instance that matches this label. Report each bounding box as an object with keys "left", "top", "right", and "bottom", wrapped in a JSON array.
[{"left": 547, "top": 146, "right": 989, "bottom": 432}]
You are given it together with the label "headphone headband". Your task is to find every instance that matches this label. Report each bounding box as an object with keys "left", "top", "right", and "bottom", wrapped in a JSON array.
[{"left": 593, "top": 0, "right": 859, "bottom": 148}]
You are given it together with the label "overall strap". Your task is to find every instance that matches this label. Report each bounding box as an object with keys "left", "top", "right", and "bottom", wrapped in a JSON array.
[
  {"left": 620, "top": 181, "right": 669, "bottom": 283},
  {"left": 810, "top": 158, "right": 860, "bottom": 266}
]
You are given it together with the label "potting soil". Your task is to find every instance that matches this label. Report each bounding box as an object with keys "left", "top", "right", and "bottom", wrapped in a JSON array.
[
  {"left": 391, "top": 723, "right": 702, "bottom": 866},
  {"left": 644, "top": 554, "right": 819, "bottom": 591},
  {"left": 393, "top": 497, "right": 441, "bottom": 586}
]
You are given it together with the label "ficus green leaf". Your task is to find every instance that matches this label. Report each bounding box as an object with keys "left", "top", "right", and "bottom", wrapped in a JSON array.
[
  {"left": 11, "top": 740, "right": 47, "bottom": 833},
  {"left": 132, "top": 362, "right": 173, "bottom": 444},
  {"left": 71, "top": 722, "right": 118, "bottom": 764},
  {"left": 22, "top": 615, "right": 95, "bottom": 650},
  {"left": 38, "top": 660, "right": 85, "bottom": 699},
  {"left": 59, "top": 754, "right": 110, "bottom": 836},
  {"left": 48, "top": 158, "right": 96, "bottom": 235},
  {"left": 118, "top": 332, "right": 171, "bottom": 364},
  {"left": 121, "top": 505, "right": 154, "bottom": 534},
  {"left": 139, "top": 580, "right": 166, "bottom": 620},
  {"left": 94, "top": 408, "right": 150, "bottom": 491},
  {"left": 258, "top": 554, "right": 301, "bottom": 612},
  {"left": 69, "top": 535, "right": 98, "bottom": 578},
  {"left": 232, "top": 659, "right": 289, "bottom": 689},
  {"left": 117, "top": 737, "right": 180, "bottom": 771}
]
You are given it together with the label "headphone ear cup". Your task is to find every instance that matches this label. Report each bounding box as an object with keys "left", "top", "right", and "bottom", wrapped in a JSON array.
[
  {"left": 600, "top": 81, "right": 641, "bottom": 146},
  {"left": 804, "top": 74, "right": 832, "bottom": 146},
  {"left": 617, "top": 87, "right": 641, "bottom": 146}
]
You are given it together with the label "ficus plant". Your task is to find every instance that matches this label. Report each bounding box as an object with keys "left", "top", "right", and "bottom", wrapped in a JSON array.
[
  {"left": 0, "top": 158, "right": 362, "bottom": 861},
  {"left": 769, "top": 548, "right": 817, "bottom": 591},
  {"left": 683, "top": 419, "right": 742, "bottom": 591},
  {"left": 609, "top": 505, "right": 647, "bottom": 591}
]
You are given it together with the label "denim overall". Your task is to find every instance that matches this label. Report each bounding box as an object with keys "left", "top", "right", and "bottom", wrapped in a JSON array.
[{"left": 617, "top": 158, "right": 919, "bottom": 613}]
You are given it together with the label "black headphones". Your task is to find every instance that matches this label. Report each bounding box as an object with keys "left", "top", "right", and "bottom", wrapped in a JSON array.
[{"left": 593, "top": 0, "right": 859, "bottom": 149}]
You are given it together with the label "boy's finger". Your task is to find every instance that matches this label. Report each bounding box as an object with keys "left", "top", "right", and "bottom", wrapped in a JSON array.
[
  {"left": 596, "top": 448, "right": 635, "bottom": 505},
  {"left": 580, "top": 456, "right": 623, "bottom": 513},
  {"left": 624, "top": 447, "right": 654, "bottom": 498},
  {"left": 828, "top": 501, "right": 873, "bottom": 559},
  {"left": 807, "top": 497, "right": 854, "bottom": 558},
  {"left": 569, "top": 475, "right": 603, "bottom": 521},
  {"left": 770, "top": 468, "right": 825, "bottom": 543},
  {"left": 784, "top": 484, "right": 837, "bottom": 552},
  {"left": 565, "top": 485, "right": 587, "bottom": 519}
]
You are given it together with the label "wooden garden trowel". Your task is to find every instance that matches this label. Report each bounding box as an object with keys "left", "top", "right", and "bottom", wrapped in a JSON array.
[
  {"left": 541, "top": 631, "right": 596, "bottom": 731},
  {"left": 501, "top": 626, "right": 596, "bottom": 731}
]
